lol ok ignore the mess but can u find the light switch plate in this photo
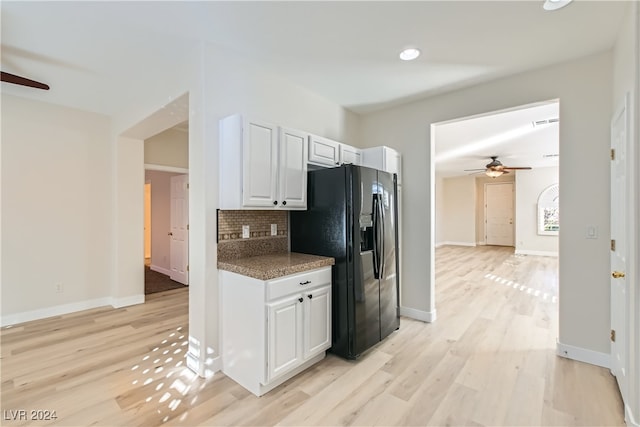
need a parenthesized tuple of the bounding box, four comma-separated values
(586, 226, 598, 239)
(242, 225, 250, 239)
(271, 224, 277, 236)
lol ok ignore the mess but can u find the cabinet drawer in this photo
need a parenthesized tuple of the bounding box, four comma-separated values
(267, 267, 331, 301)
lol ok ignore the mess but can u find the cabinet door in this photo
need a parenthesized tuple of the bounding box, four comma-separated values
(303, 285, 331, 359)
(267, 294, 303, 382)
(362, 146, 402, 185)
(340, 144, 362, 165)
(279, 127, 308, 209)
(243, 120, 278, 207)
(308, 135, 340, 167)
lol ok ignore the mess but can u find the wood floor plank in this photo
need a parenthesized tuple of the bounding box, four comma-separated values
(275, 350, 392, 426)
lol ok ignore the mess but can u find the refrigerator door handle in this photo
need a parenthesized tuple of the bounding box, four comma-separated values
(372, 195, 380, 279)
(379, 195, 385, 279)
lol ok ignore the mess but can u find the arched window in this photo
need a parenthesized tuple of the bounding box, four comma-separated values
(538, 183, 559, 235)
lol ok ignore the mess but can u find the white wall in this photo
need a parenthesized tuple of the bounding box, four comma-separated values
(515, 167, 559, 256)
(359, 52, 613, 358)
(144, 128, 188, 169)
(1, 95, 113, 324)
(612, 2, 639, 425)
(439, 175, 475, 246)
(145, 170, 183, 273)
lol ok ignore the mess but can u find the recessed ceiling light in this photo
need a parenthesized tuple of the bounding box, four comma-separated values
(399, 48, 420, 61)
(543, 0, 573, 11)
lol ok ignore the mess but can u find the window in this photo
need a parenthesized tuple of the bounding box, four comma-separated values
(538, 184, 559, 235)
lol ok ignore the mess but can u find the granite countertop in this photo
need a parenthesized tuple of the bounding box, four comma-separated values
(217, 252, 335, 281)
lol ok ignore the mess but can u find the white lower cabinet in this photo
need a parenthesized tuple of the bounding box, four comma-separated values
(302, 285, 331, 358)
(221, 267, 332, 396)
(267, 294, 302, 381)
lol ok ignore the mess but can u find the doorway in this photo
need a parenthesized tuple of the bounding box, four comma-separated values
(432, 99, 560, 343)
(143, 121, 189, 294)
(144, 182, 152, 266)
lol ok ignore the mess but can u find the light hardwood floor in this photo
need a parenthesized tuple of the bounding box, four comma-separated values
(1, 246, 625, 426)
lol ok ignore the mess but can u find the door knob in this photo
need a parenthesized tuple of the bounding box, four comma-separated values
(168, 232, 173, 236)
(612, 271, 625, 279)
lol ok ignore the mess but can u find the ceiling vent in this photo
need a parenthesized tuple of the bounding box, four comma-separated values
(543, 153, 560, 158)
(532, 117, 559, 127)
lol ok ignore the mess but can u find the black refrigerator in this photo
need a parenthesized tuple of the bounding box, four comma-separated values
(290, 164, 400, 359)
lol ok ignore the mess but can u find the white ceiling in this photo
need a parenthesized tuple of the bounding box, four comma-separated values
(434, 100, 560, 177)
(0, 1, 626, 172)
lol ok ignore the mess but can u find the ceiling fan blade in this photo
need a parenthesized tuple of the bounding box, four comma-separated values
(503, 166, 532, 170)
(464, 168, 486, 172)
(1, 71, 49, 90)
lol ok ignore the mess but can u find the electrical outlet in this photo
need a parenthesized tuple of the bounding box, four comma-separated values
(271, 224, 277, 236)
(242, 225, 250, 239)
(55, 283, 64, 293)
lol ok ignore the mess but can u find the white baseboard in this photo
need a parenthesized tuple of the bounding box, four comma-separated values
(515, 249, 559, 257)
(186, 351, 202, 376)
(206, 356, 222, 377)
(436, 241, 476, 247)
(1, 297, 112, 327)
(435, 242, 445, 248)
(1, 294, 146, 327)
(150, 264, 171, 276)
(627, 404, 639, 427)
(556, 340, 610, 369)
(112, 294, 145, 308)
(400, 306, 437, 323)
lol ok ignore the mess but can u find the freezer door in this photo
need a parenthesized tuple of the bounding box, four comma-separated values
(377, 170, 400, 340)
(352, 166, 382, 356)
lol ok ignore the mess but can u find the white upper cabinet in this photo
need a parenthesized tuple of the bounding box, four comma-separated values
(308, 134, 362, 167)
(308, 134, 341, 167)
(361, 146, 402, 185)
(278, 127, 308, 209)
(339, 144, 362, 166)
(219, 114, 307, 210)
(242, 120, 279, 207)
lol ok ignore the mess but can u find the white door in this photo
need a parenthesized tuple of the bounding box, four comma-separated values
(169, 174, 189, 285)
(144, 183, 151, 260)
(267, 295, 303, 382)
(303, 285, 331, 359)
(243, 120, 278, 207)
(610, 94, 628, 402)
(485, 182, 514, 246)
(278, 127, 308, 208)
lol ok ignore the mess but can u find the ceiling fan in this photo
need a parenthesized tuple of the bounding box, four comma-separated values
(465, 156, 532, 178)
(1, 71, 49, 90)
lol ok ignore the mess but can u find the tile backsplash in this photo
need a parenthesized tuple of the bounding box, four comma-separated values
(217, 210, 288, 261)
(218, 210, 287, 241)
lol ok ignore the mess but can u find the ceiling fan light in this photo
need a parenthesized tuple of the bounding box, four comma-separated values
(543, 0, 572, 11)
(486, 169, 504, 178)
